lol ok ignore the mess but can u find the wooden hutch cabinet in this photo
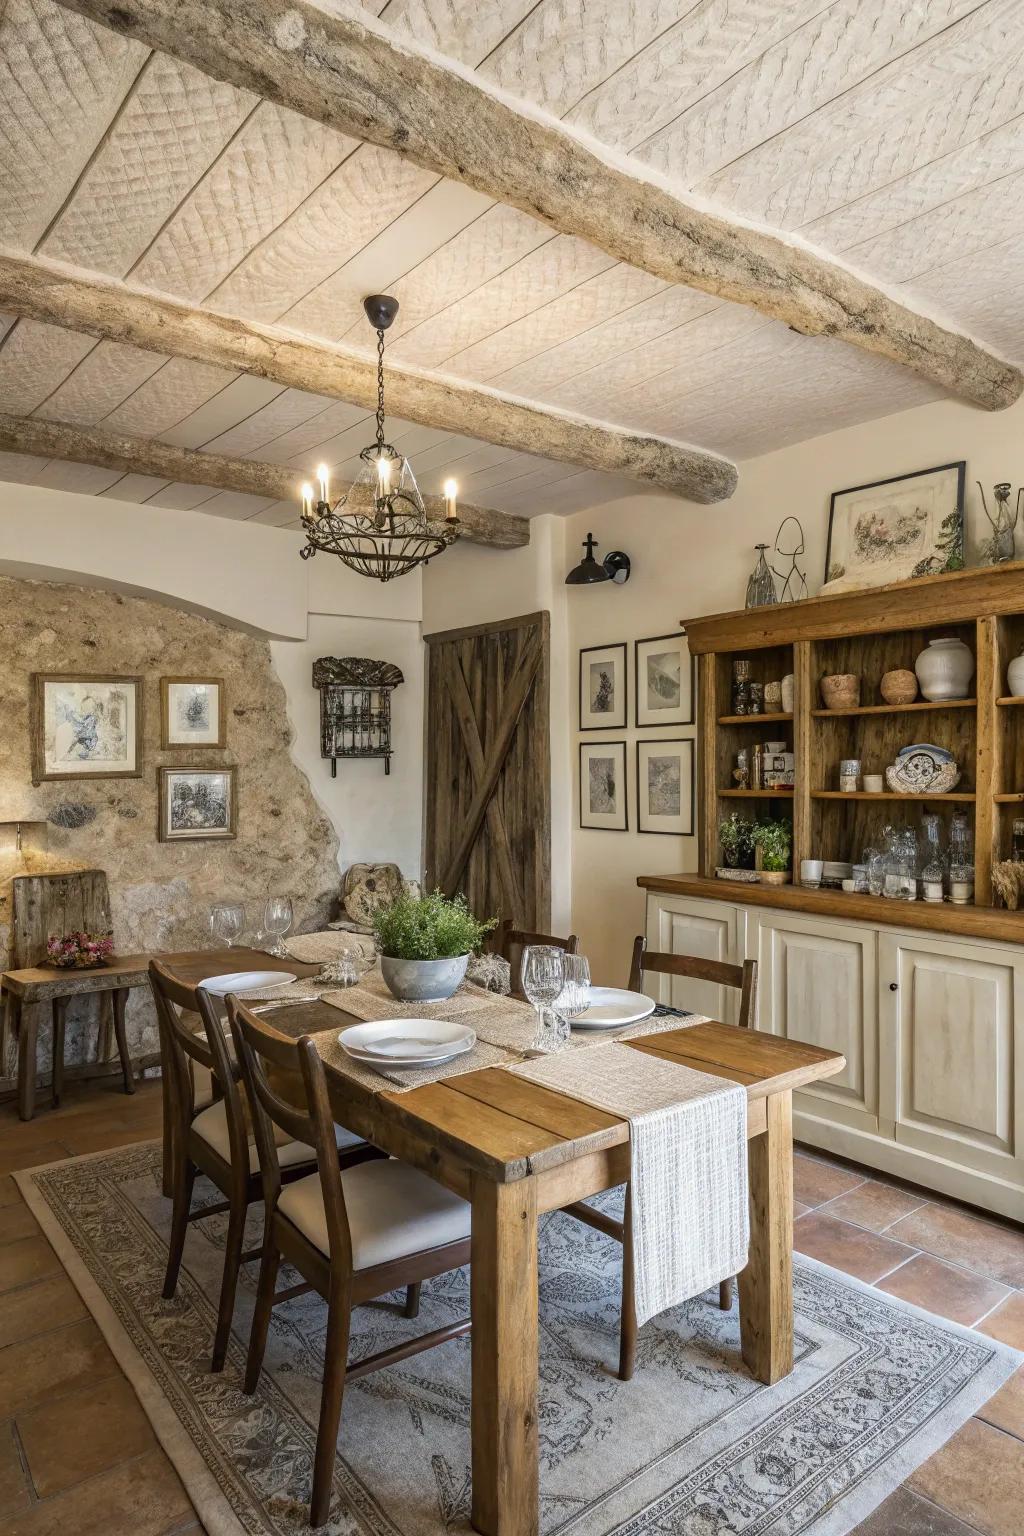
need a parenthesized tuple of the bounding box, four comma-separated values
(639, 563, 1024, 1220)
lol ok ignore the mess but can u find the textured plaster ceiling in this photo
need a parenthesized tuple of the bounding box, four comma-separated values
(1, 0, 1023, 526)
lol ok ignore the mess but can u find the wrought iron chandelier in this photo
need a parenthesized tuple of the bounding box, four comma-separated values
(299, 295, 459, 583)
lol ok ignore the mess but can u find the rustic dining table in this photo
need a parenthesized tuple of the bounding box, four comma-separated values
(161, 947, 846, 1536)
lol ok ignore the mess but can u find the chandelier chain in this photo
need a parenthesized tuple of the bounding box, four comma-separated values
(375, 327, 386, 455)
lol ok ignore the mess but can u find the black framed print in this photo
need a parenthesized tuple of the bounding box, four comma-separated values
(636, 739, 694, 835)
(634, 631, 694, 728)
(579, 740, 628, 831)
(824, 461, 965, 590)
(579, 642, 627, 730)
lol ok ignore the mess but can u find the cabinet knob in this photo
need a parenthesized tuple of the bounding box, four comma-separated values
(889, 982, 898, 992)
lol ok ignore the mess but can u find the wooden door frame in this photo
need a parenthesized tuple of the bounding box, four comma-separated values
(423, 611, 551, 931)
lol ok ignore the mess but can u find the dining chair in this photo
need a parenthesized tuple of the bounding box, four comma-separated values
(229, 997, 472, 1529)
(494, 918, 579, 995)
(149, 960, 376, 1373)
(561, 936, 758, 1381)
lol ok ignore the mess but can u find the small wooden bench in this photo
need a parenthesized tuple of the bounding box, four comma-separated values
(2, 954, 151, 1120)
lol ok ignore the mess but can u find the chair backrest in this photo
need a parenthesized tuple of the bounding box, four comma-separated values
(628, 937, 757, 1028)
(495, 918, 579, 993)
(228, 998, 353, 1273)
(149, 959, 249, 1171)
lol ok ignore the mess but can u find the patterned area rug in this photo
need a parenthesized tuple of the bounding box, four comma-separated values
(16, 1144, 1020, 1536)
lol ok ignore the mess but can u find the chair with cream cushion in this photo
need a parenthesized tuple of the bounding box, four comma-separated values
(149, 960, 378, 1375)
(229, 997, 472, 1530)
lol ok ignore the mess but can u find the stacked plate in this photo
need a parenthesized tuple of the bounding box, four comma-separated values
(338, 1019, 476, 1070)
(570, 987, 655, 1030)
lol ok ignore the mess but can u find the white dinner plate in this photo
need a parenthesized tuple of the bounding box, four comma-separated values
(571, 987, 656, 1029)
(199, 970, 298, 998)
(338, 1019, 476, 1067)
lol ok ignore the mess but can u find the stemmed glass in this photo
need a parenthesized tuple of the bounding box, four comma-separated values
(210, 902, 245, 949)
(521, 945, 566, 1052)
(555, 954, 591, 1029)
(264, 895, 294, 958)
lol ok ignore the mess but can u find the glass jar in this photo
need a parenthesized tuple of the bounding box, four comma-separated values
(948, 812, 974, 905)
(1012, 817, 1024, 863)
(882, 826, 902, 900)
(898, 827, 919, 901)
(920, 812, 945, 902)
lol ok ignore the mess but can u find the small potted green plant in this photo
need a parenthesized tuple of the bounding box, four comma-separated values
(719, 811, 756, 869)
(753, 817, 793, 885)
(373, 889, 496, 1001)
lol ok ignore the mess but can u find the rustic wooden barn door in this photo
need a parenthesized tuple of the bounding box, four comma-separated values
(424, 611, 550, 932)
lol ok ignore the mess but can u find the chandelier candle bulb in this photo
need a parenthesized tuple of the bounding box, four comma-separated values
(443, 478, 458, 522)
(377, 456, 391, 497)
(317, 464, 329, 504)
(301, 482, 314, 521)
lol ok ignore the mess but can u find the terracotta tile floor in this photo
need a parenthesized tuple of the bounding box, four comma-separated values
(0, 1085, 1020, 1535)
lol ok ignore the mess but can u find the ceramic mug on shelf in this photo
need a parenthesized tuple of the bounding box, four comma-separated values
(863, 773, 884, 794)
(839, 757, 861, 793)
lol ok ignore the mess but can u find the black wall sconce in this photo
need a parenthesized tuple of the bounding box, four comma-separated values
(565, 532, 631, 586)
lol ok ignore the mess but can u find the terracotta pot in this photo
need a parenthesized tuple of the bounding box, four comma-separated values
(880, 669, 918, 705)
(820, 673, 860, 709)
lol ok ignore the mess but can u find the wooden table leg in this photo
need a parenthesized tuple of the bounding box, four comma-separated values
(15, 998, 36, 1122)
(51, 996, 69, 1108)
(111, 987, 135, 1095)
(470, 1175, 539, 1536)
(738, 1089, 794, 1385)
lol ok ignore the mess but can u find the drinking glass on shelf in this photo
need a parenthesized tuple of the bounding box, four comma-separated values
(264, 895, 294, 957)
(521, 945, 566, 1052)
(555, 954, 591, 1030)
(210, 902, 245, 948)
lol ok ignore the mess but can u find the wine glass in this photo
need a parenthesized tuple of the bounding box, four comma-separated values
(555, 954, 591, 1029)
(264, 895, 294, 958)
(210, 902, 245, 949)
(521, 945, 566, 1052)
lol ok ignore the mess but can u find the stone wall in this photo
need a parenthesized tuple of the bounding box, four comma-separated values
(0, 575, 341, 1086)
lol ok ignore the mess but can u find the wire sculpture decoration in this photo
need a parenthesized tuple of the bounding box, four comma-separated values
(771, 516, 809, 604)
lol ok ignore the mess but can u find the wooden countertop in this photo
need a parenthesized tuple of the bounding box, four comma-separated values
(636, 873, 1024, 946)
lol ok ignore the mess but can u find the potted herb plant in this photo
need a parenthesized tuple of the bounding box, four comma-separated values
(719, 811, 756, 869)
(373, 889, 496, 1001)
(753, 817, 793, 885)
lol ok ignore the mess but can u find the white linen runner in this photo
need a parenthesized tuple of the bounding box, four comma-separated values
(510, 1043, 749, 1327)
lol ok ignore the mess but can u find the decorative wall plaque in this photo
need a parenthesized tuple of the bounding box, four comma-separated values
(312, 657, 404, 776)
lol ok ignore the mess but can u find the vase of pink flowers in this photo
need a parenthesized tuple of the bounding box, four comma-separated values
(45, 931, 115, 969)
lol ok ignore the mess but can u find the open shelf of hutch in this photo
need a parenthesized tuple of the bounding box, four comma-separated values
(685, 561, 1024, 926)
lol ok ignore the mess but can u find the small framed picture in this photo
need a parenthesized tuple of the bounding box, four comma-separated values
(579, 740, 628, 831)
(636, 739, 694, 836)
(579, 642, 627, 730)
(824, 462, 965, 590)
(634, 632, 693, 728)
(31, 674, 142, 782)
(161, 676, 225, 749)
(158, 766, 237, 841)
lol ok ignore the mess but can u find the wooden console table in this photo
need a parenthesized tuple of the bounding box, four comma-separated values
(2, 955, 150, 1120)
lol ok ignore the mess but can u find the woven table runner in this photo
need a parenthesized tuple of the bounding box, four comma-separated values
(510, 1044, 748, 1326)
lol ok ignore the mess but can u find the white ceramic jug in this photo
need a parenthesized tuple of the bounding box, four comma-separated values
(914, 637, 975, 701)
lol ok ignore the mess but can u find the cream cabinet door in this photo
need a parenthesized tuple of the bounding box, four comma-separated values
(644, 893, 743, 1022)
(751, 909, 879, 1134)
(879, 932, 1023, 1197)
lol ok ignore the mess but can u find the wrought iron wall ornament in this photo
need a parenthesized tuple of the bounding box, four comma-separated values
(298, 296, 459, 582)
(771, 516, 809, 603)
(312, 657, 404, 776)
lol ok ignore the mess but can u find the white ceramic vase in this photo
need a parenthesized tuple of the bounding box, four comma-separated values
(1007, 648, 1024, 699)
(914, 637, 975, 701)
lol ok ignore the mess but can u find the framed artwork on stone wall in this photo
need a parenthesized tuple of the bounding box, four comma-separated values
(579, 642, 627, 730)
(31, 673, 143, 783)
(161, 676, 226, 749)
(579, 740, 628, 831)
(634, 632, 694, 727)
(158, 766, 237, 841)
(636, 739, 694, 835)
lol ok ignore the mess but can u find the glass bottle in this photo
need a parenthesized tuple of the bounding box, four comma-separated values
(745, 545, 778, 608)
(864, 845, 885, 897)
(882, 826, 902, 900)
(920, 813, 945, 903)
(1012, 816, 1024, 863)
(948, 812, 974, 905)
(898, 826, 918, 901)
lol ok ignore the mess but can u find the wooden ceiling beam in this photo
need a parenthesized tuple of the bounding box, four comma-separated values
(49, 0, 1022, 412)
(0, 250, 737, 505)
(0, 412, 531, 549)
